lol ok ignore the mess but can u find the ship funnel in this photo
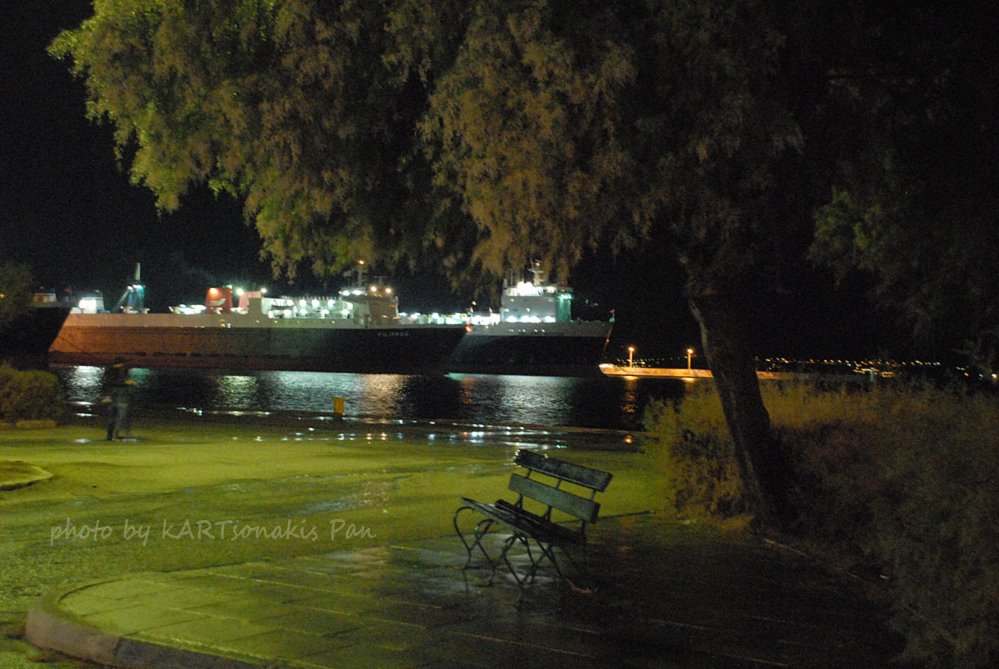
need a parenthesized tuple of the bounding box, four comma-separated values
(206, 286, 233, 313)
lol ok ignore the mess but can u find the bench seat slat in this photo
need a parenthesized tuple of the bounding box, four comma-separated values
(459, 497, 586, 546)
(493, 499, 585, 544)
(508, 474, 600, 524)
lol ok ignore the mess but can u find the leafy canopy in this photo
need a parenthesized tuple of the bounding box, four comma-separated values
(52, 0, 804, 290)
(809, 0, 999, 370)
(51, 0, 440, 278)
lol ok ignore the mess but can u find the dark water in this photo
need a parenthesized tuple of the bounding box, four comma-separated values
(55, 366, 688, 430)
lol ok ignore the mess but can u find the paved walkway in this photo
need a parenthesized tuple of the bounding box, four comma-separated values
(25, 514, 906, 668)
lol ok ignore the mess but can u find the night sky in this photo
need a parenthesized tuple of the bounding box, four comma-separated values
(1, 4, 270, 303)
(1, 2, 899, 364)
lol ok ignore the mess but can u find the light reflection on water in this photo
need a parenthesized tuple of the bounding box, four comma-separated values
(56, 367, 686, 430)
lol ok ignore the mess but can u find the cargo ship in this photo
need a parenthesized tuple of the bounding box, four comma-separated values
(48, 265, 467, 374)
(446, 265, 613, 376)
(48, 263, 613, 376)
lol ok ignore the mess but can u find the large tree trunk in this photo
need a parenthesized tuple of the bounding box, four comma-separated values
(688, 292, 795, 531)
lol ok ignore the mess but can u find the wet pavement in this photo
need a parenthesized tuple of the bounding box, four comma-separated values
(26, 513, 905, 668)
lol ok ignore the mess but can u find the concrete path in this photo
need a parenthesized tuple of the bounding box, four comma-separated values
(25, 514, 906, 668)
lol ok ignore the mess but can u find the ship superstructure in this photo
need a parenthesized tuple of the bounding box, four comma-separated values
(448, 264, 613, 376)
(48, 264, 467, 374)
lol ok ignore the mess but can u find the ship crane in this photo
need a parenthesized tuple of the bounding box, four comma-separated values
(113, 263, 145, 313)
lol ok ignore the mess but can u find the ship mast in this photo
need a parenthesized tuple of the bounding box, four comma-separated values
(528, 260, 545, 286)
(114, 262, 145, 313)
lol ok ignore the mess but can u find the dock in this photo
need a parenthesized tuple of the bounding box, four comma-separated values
(598, 364, 796, 380)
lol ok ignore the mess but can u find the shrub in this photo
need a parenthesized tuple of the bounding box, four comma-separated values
(645, 380, 999, 668)
(865, 391, 999, 668)
(644, 382, 745, 518)
(0, 365, 18, 416)
(0, 366, 63, 422)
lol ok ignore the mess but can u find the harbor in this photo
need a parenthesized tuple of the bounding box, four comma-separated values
(600, 364, 801, 381)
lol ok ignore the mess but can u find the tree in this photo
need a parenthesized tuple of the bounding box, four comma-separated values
(53, 0, 840, 528)
(0, 261, 33, 332)
(419, 0, 804, 526)
(809, 0, 999, 375)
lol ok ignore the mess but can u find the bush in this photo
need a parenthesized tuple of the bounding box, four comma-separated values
(645, 381, 999, 668)
(0, 365, 14, 395)
(865, 391, 999, 668)
(644, 383, 745, 518)
(0, 366, 63, 422)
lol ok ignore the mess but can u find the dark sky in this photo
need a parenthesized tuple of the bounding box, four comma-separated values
(0, 2, 900, 363)
(1, 3, 271, 305)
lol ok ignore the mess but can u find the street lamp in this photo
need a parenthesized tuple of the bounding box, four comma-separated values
(628, 346, 635, 367)
(686, 347, 694, 371)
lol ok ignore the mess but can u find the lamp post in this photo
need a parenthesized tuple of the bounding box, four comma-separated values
(628, 346, 635, 368)
(686, 347, 694, 372)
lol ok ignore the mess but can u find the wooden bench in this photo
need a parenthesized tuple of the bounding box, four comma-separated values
(453, 449, 612, 592)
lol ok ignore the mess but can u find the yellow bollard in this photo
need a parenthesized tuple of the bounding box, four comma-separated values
(332, 396, 345, 418)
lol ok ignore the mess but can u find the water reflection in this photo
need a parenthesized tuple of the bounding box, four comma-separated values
(620, 377, 640, 420)
(61, 365, 107, 400)
(55, 367, 686, 430)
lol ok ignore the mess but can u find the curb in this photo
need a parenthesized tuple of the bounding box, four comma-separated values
(0, 460, 53, 491)
(25, 580, 264, 669)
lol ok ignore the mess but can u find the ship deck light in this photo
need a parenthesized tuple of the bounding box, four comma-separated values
(78, 297, 100, 312)
(511, 281, 544, 296)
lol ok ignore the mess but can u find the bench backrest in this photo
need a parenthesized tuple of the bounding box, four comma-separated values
(509, 450, 612, 527)
(515, 450, 613, 491)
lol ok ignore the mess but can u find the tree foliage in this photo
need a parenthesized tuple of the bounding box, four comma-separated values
(809, 0, 999, 373)
(0, 262, 33, 331)
(52, 0, 817, 525)
(54, 0, 997, 526)
(51, 0, 450, 278)
(52, 0, 808, 288)
(419, 0, 635, 280)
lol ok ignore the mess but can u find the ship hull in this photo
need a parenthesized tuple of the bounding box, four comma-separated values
(48, 313, 467, 374)
(0, 305, 71, 366)
(448, 321, 612, 377)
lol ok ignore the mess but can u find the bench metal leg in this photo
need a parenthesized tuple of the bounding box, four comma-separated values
(495, 532, 541, 592)
(455, 505, 594, 595)
(538, 540, 596, 593)
(520, 538, 595, 593)
(453, 506, 497, 570)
